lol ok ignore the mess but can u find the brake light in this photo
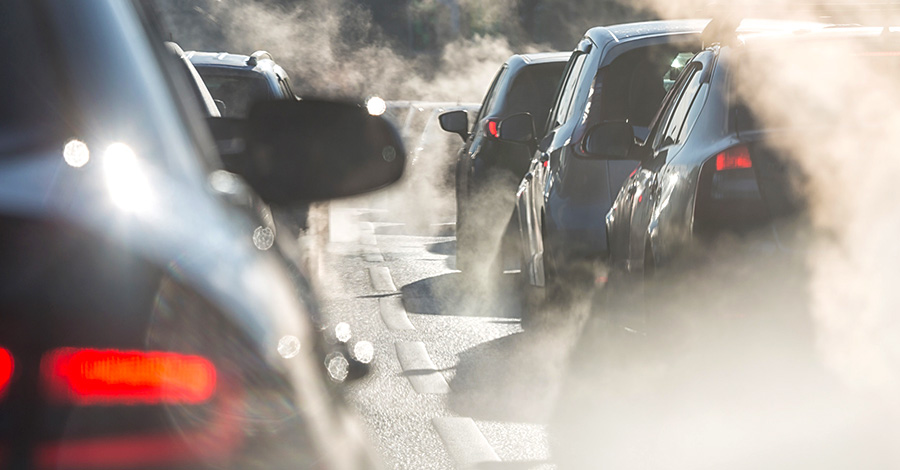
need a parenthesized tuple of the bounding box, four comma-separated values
(715, 145, 752, 171)
(0, 348, 12, 396)
(486, 119, 500, 138)
(42, 348, 216, 405)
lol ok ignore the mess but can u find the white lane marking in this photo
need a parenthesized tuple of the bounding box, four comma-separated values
(378, 297, 415, 330)
(432, 417, 501, 469)
(368, 266, 397, 292)
(394, 342, 450, 394)
(362, 245, 385, 262)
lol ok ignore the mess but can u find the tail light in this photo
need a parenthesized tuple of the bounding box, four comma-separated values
(484, 118, 500, 138)
(0, 347, 12, 396)
(715, 145, 752, 171)
(694, 144, 768, 235)
(42, 348, 216, 406)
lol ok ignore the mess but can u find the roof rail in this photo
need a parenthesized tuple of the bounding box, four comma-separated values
(246, 50, 274, 66)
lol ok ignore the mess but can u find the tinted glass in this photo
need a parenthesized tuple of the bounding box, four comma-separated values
(501, 63, 567, 135)
(474, 66, 506, 128)
(597, 45, 699, 128)
(0, 1, 68, 154)
(554, 53, 587, 126)
(662, 66, 703, 145)
(197, 71, 271, 118)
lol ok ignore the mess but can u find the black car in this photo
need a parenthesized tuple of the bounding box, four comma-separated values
(187, 50, 298, 118)
(438, 52, 569, 274)
(0, 1, 403, 468)
(497, 20, 705, 294)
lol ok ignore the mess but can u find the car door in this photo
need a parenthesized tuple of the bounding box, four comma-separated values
(626, 57, 708, 274)
(517, 46, 587, 284)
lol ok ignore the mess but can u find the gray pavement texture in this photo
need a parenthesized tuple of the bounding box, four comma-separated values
(315, 201, 571, 470)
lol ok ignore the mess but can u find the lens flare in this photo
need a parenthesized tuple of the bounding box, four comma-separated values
(103, 143, 153, 213)
(63, 139, 90, 168)
(366, 96, 387, 116)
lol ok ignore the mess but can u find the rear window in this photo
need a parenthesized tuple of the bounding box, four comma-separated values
(195, 71, 271, 118)
(0, 1, 69, 154)
(500, 63, 567, 135)
(597, 44, 700, 129)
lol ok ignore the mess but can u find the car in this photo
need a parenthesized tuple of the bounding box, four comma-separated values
(0, 1, 404, 468)
(438, 52, 569, 275)
(496, 21, 705, 299)
(187, 50, 298, 118)
(554, 18, 900, 468)
(600, 19, 875, 309)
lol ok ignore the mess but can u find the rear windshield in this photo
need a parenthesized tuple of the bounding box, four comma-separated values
(195, 70, 271, 118)
(597, 44, 700, 129)
(500, 63, 566, 135)
(0, 2, 69, 154)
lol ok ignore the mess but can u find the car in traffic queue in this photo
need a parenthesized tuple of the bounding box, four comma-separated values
(495, 21, 705, 300)
(438, 52, 569, 275)
(0, 1, 404, 469)
(187, 50, 299, 117)
(600, 20, 888, 309)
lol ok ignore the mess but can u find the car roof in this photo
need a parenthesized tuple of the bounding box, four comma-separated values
(518, 51, 572, 64)
(185, 50, 279, 73)
(587, 19, 710, 45)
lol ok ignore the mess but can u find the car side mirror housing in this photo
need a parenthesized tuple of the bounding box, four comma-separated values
(583, 121, 636, 160)
(208, 100, 405, 205)
(497, 112, 535, 144)
(439, 110, 469, 141)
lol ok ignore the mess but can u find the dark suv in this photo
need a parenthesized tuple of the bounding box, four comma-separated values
(498, 21, 705, 293)
(187, 50, 298, 118)
(439, 52, 569, 274)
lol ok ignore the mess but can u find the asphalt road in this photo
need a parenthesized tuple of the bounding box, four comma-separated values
(313, 193, 589, 470)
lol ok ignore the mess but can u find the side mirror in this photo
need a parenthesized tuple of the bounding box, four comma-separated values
(497, 112, 535, 144)
(439, 110, 469, 141)
(583, 121, 636, 160)
(210, 100, 405, 205)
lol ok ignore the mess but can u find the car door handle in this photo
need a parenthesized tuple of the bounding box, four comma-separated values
(524, 172, 534, 182)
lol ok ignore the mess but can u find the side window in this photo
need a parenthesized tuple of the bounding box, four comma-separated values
(553, 53, 587, 126)
(651, 63, 700, 149)
(662, 66, 703, 145)
(474, 66, 506, 128)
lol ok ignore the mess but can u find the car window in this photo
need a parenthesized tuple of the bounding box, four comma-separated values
(474, 66, 506, 129)
(197, 71, 271, 118)
(0, 1, 68, 154)
(649, 62, 697, 150)
(553, 52, 587, 127)
(502, 62, 567, 136)
(596, 44, 699, 129)
(662, 65, 703, 145)
(651, 63, 701, 149)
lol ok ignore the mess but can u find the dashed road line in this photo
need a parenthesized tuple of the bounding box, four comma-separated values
(432, 417, 501, 469)
(378, 297, 415, 330)
(368, 266, 397, 292)
(394, 341, 450, 394)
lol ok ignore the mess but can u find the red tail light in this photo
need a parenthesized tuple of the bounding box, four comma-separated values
(42, 348, 216, 405)
(485, 119, 500, 138)
(0, 348, 12, 396)
(715, 145, 752, 171)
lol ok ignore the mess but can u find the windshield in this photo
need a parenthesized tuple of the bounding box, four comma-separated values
(195, 71, 271, 117)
